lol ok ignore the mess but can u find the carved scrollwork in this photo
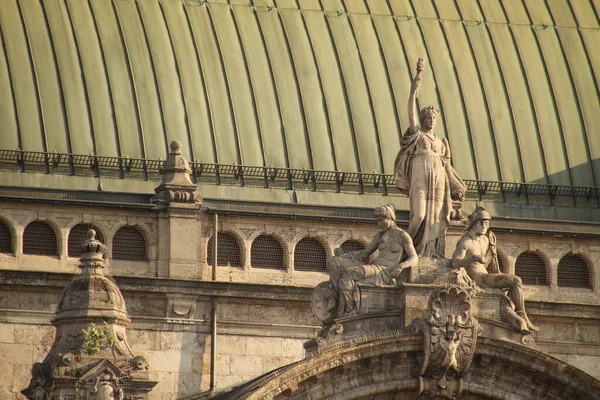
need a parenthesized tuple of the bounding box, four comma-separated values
(315, 322, 344, 348)
(413, 285, 480, 399)
(132, 356, 149, 371)
(311, 281, 337, 323)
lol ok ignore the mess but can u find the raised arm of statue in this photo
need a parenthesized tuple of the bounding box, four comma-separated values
(408, 58, 424, 135)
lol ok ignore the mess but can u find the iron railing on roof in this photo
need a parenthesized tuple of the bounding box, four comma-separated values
(1, 149, 599, 201)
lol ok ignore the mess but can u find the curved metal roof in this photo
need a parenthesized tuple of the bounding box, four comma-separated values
(0, 0, 598, 188)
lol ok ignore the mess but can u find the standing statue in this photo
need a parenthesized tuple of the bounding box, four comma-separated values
(328, 205, 418, 317)
(394, 58, 465, 257)
(452, 207, 538, 333)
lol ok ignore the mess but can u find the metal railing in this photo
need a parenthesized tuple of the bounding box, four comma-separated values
(1, 149, 598, 201)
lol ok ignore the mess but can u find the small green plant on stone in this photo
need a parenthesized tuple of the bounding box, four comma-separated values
(228, 262, 234, 282)
(103, 321, 115, 347)
(82, 322, 117, 355)
(82, 323, 102, 355)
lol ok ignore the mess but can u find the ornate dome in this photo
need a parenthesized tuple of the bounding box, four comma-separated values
(0, 0, 597, 187)
(53, 230, 130, 325)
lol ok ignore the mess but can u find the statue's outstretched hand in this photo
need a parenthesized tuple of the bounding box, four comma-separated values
(411, 58, 425, 94)
(416, 57, 425, 72)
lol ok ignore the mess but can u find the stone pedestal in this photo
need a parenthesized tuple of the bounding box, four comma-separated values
(152, 140, 203, 280)
(157, 204, 202, 280)
(306, 257, 537, 356)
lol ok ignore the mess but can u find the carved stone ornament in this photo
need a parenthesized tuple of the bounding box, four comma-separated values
(326, 205, 418, 317)
(394, 57, 465, 257)
(22, 230, 157, 399)
(433, 268, 484, 298)
(311, 281, 337, 323)
(411, 285, 480, 399)
(152, 140, 201, 210)
(314, 322, 344, 349)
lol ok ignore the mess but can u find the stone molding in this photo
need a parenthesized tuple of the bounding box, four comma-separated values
(222, 333, 600, 400)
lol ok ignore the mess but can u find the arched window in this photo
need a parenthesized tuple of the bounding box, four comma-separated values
(251, 234, 285, 270)
(0, 219, 13, 253)
(68, 224, 105, 258)
(112, 226, 148, 261)
(207, 232, 243, 268)
(558, 253, 592, 289)
(339, 240, 365, 254)
(294, 237, 327, 272)
(23, 221, 58, 256)
(515, 251, 548, 286)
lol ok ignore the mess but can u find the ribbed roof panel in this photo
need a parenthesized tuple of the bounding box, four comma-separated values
(0, 0, 598, 187)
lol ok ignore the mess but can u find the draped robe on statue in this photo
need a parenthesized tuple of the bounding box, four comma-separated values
(394, 130, 464, 257)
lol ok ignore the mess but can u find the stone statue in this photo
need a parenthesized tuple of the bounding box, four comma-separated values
(452, 207, 538, 333)
(394, 57, 465, 257)
(328, 205, 418, 317)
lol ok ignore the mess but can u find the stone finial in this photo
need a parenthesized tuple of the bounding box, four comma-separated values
(79, 229, 107, 264)
(152, 140, 201, 210)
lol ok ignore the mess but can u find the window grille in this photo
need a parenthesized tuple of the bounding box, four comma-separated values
(515, 251, 548, 286)
(558, 253, 592, 289)
(339, 239, 366, 254)
(23, 221, 58, 256)
(112, 226, 148, 261)
(207, 232, 243, 268)
(294, 237, 328, 272)
(0, 219, 13, 253)
(251, 234, 285, 270)
(68, 224, 105, 257)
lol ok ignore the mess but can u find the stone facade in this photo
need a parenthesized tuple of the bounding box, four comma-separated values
(1, 197, 600, 398)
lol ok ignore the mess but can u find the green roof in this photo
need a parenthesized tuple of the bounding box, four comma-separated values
(0, 0, 598, 188)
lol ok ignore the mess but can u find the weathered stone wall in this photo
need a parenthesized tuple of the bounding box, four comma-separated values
(0, 268, 318, 399)
(0, 320, 307, 400)
(0, 323, 54, 399)
(2, 200, 600, 398)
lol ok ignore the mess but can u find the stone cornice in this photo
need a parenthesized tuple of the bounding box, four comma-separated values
(1, 270, 599, 318)
(0, 270, 313, 301)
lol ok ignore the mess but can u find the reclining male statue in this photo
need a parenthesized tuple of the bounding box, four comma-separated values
(328, 205, 418, 317)
(452, 207, 538, 333)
